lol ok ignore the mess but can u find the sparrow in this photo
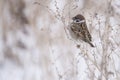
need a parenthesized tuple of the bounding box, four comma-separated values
(69, 14, 94, 47)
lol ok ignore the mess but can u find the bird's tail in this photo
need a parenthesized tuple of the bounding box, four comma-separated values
(88, 42, 95, 47)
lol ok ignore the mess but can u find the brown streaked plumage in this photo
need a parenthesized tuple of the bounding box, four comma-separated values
(69, 14, 94, 47)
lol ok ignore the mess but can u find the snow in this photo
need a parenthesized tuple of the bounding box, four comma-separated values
(0, 0, 120, 80)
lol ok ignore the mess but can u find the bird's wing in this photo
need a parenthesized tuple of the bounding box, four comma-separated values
(82, 23, 92, 41)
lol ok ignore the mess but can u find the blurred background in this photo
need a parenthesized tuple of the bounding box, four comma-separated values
(0, 0, 120, 80)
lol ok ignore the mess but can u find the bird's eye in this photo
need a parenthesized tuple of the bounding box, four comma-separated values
(74, 19, 80, 23)
(76, 19, 80, 22)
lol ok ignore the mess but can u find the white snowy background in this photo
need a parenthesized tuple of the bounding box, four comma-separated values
(0, 0, 120, 80)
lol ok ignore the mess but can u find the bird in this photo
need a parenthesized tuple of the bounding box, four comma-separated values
(69, 14, 94, 47)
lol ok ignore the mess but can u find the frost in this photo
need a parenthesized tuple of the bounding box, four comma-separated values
(0, 0, 120, 80)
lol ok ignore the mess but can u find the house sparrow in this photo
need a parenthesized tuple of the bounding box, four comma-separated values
(69, 14, 94, 47)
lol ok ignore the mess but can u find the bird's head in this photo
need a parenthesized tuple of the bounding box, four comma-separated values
(72, 14, 85, 23)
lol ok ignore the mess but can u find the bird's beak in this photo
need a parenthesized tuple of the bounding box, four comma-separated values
(72, 17, 76, 20)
